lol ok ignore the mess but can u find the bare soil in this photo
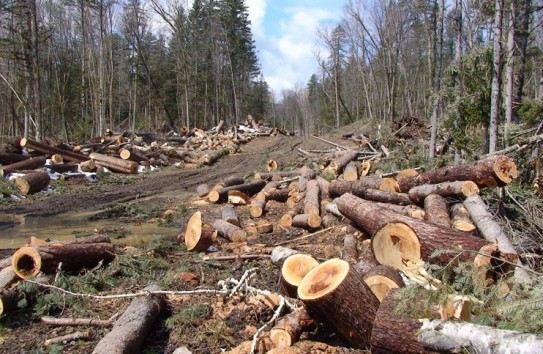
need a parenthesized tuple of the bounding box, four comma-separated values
(0, 136, 365, 354)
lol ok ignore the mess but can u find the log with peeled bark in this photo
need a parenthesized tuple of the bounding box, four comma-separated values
(90, 152, 138, 174)
(20, 138, 90, 163)
(11, 242, 116, 279)
(336, 193, 500, 270)
(408, 180, 480, 205)
(292, 214, 321, 230)
(255, 171, 299, 181)
(363, 188, 412, 206)
(398, 155, 518, 192)
(463, 195, 531, 284)
(342, 233, 358, 264)
(424, 194, 451, 228)
(212, 219, 246, 242)
(324, 149, 358, 177)
(303, 180, 320, 216)
(183, 211, 216, 251)
(14, 171, 51, 195)
(297, 258, 379, 348)
(0, 156, 46, 176)
(281, 254, 319, 297)
(92, 284, 165, 354)
(0, 152, 29, 165)
(342, 161, 358, 181)
(362, 265, 404, 302)
(208, 180, 266, 203)
(250, 199, 266, 218)
(269, 308, 316, 348)
(221, 205, 240, 227)
(450, 203, 476, 232)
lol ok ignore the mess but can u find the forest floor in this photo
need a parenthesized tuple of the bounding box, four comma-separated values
(0, 134, 367, 353)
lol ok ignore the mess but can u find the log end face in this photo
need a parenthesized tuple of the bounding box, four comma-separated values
(269, 329, 292, 347)
(372, 223, 421, 270)
(185, 211, 203, 251)
(208, 191, 220, 203)
(297, 258, 350, 300)
(12, 246, 42, 279)
(494, 155, 518, 184)
(282, 254, 319, 288)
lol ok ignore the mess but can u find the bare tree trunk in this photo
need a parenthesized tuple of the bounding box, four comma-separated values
(429, 0, 444, 159)
(489, 0, 504, 153)
(504, 0, 516, 142)
(454, 0, 463, 164)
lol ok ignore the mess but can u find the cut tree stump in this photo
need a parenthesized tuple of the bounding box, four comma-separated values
(292, 214, 322, 230)
(20, 138, 90, 163)
(424, 194, 451, 228)
(408, 180, 480, 205)
(11, 242, 116, 279)
(269, 308, 316, 348)
(298, 258, 379, 348)
(303, 180, 320, 216)
(208, 180, 266, 203)
(221, 205, 240, 227)
(362, 264, 404, 302)
(398, 155, 518, 192)
(0, 156, 47, 176)
(281, 254, 319, 298)
(335, 193, 499, 269)
(14, 171, 51, 195)
(92, 284, 165, 354)
(212, 219, 247, 242)
(184, 211, 216, 251)
(450, 203, 476, 232)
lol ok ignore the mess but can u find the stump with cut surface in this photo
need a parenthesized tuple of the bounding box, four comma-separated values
(298, 258, 379, 349)
(281, 254, 319, 298)
(408, 180, 480, 205)
(92, 284, 165, 354)
(14, 171, 51, 195)
(184, 211, 216, 251)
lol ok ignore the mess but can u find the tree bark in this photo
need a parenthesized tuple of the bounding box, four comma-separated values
(342, 233, 358, 264)
(0, 152, 29, 165)
(212, 219, 246, 242)
(0, 266, 18, 290)
(363, 189, 412, 206)
(208, 180, 266, 203)
(92, 284, 165, 354)
(222, 175, 246, 187)
(14, 171, 50, 195)
(408, 180, 479, 205)
(196, 184, 210, 198)
(90, 152, 138, 174)
(324, 149, 358, 177)
(450, 203, 476, 232)
(330, 178, 399, 198)
(0, 156, 46, 176)
(255, 171, 298, 181)
(424, 194, 451, 228)
(20, 138, 89, 163)
(298, 258, 379, 348)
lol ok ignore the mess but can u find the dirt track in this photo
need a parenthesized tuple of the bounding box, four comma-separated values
(0, 136, 303, 216)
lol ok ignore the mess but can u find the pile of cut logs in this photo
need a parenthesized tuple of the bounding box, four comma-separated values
(0, 120, 279, 195)
(187, 145, 542, 352)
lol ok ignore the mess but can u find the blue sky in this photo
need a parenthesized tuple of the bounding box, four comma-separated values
(246, 0, 345, 94)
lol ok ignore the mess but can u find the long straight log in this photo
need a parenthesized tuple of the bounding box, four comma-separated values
(336, 193, 498, 269)
(303, 180, 320, 216)
(0, 152, 29, 165)
(212, 219, 246, 242)
(424, 194, 451, 228)
(90, 153, 138, 174)
(0, 156, 46, 176)
(325, 149, 358, 177)
(329, 178, 399, 198)
(398, 155, 518, 192)
(363, 188, 412, 206)
(297, 166, 317, 193)
(208, 180, 266, 203)
(20, 138, 89, 163)
(255, 171, 298, 181)
(408, 180, 480, 205)
(92, 284, 165, 354)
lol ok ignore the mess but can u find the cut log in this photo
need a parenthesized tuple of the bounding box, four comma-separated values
(362, 265, 404, 302)
(196, 183, 210, 198)
(330, 178, 399, 198)
(321, 213, 337, 228)
(250, 199, 266, 218)
(303, 180, 320, 216)
(92, 284, 165, 354)
(280, 203, 304, 228)
(342, 234, 358, 264)
(14, 171, 51, 195)
(336, 193, 499, 269)
(424, 194, 451, 228)
(199, 148, 229, 165)
(0, 266, 17, 289)
(395, 168, 419, 181)
(79, 160, 96, 172)
(221, 205, 240, 227)
(315, 176, 330, 199)
(363, 188, 412, 206)
(0, 152, 29, 165)
(372, 202, 425, 220)
(297, 258, 379, 348)
(464, 195, 531, 283)
(450, 203, 476, 232)
(292, 214, 321, 230)
(119, 148, 149, 162)
(212, 219, 247, 242)
(0, 156, 46, 176)
(324, 149, 358, 177)
(297, 166, 317, 193)
(90, 152, 138, 174)
(281, 254, 319, 297)
(11, 243, 116, 279)
(50, 154, 63, 164)
(343, 161, 358, 181)
(361, 160, 371, 176)
(47, 162, 79, 174)
(398, 155, 518, 192)
(228, 190, 250, 205)
(408, 180, 480, 205)
(269, 308, 316, 348)
(20, 138, 90, 163)
(263, 188, 290, 202)
(208, 180, 266, 203)
(183, 211, 216, 251)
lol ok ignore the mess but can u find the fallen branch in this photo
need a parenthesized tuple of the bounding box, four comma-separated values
(41, 316, 113, 327)
(311, 136, 349, 150)
(45, 330, 93, 346)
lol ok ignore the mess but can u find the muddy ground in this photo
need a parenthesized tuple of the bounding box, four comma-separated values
(0, 136, 366, 354)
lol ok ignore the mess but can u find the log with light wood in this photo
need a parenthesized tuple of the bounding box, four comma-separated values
(250, 199, 266, 218)
(395, 168, 419, 181)
(280, 203, 304, 228)
(92, 284, 165, 354)
(0, 266, 17, 289)
(291, 214, 321, 230)
(342, 161, 358, 181)
(0, 156, 46, 176)
(11, 241, 116, 279)
(183, 211, 216, 251)
(303, 180, 320, 216)
(408, 180, 480, 205)
(424, 194, 451, 228)
(336, 193, 500, 270)
(463, 195, 531, 284)
(119, 148, 149, 162)
(269, 308, 316, 348)
(255, 220, 273, 234)
(199, 148, 229, 166)
(329, 178, 399, 198)
(324, 149, 358, 177)
(362, 264, 404, 302)
(208, 180, 266, 203)
(14, 171, 51, 195)
(196, 183, 210, 198)
(280, 254, 319, 298)
(20, 138, 90, 163)
(297, 166, 317, 193)
(267, 159, 278, 171)
(221, 205, 240, 227)
(255, 171, 299, 181)
(297, 258, 379, 348)
(363, 188, 412, 206)
(79, 159, 96, 172)
(212, 219, 247, 242)
(90, 152, 138, 174)
(450, 203, 476, 232)
(315, 176, 330, 199)
(342, 233, 358, 264)
(398, 155, 518, 192)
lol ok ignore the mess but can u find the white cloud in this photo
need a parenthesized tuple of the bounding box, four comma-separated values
(247, 0, 267, 40)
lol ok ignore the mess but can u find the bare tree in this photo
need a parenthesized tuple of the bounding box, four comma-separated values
(429, 0, 444, 159)
(489, 0, 504, 153)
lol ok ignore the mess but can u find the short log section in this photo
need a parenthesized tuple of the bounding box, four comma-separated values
(280, 254, 319, 298)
